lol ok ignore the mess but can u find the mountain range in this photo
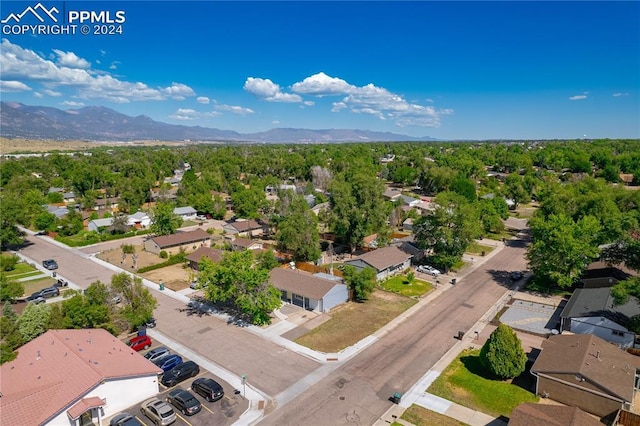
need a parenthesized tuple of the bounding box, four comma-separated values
(0, 102, 438, 143)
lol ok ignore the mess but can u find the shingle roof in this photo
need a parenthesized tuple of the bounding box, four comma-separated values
(173, 206, 197, 216)
(185, 247, 224, 264)
(232, 237, 259, 248)
(508, 403, 601, 426)
(150, 228, 210, 249)
(0, 329, 161, 426)
(347, 246, 412, 271)
(560, 287, 640, 321)
(227, 220, 262, 232)
(89, 218, 114, 227)
(269, 268, 343, 300)
(531, 334, 640, 402)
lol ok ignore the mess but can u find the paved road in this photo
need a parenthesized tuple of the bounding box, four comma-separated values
(259, 236, 530, 426)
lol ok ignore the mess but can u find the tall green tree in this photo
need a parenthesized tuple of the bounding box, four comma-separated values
(342, 265, 377, 301)
(503, 173, 530, 209)
(17, 303, 51, 342)
(0, 302, 22, 364)
(0, 273, 24, 303)
(527, 214, 602, 288)
(199, 251, 281, 325)
(150, 201, 182, 236)
(479, 324, 527, 380)
(275, 195, 321, 262)
(0, 193, 25, 249)
(110, 273, 157, 329)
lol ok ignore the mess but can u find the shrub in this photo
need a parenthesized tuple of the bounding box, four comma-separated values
(0, 254, 19, 271)
(479, 324, 527, 380)
(159, 250, 168, 259)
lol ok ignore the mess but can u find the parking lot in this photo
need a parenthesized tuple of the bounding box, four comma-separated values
(108, 340, 248, 426)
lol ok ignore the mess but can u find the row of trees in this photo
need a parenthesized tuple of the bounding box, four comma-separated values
(0, 272, 156, 364)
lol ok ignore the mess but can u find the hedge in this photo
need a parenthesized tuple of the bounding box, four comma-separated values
(137, 253, 186, 273)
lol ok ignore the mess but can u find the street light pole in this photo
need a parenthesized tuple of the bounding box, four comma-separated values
(241, 374, 247, 399)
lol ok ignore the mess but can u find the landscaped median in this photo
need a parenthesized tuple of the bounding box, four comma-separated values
(427, 349, 538, 418)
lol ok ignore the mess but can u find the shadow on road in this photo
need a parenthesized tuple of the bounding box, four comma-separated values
(178, 296, 251, 327)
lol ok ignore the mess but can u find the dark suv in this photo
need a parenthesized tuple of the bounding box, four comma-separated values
(166, 388, 201, 416)
(192, 377, 224, 402)
(40, 286, 60, 298)
(161, 361, 200, 387)
(42, 259, 58, 270)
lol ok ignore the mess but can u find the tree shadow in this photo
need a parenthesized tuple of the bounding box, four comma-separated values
(178, 296, 251, 327)
(460, 354, 494, 380)
(460, 354, 537, 393)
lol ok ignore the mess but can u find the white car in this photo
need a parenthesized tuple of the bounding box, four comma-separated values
(417, 265, 441, 276)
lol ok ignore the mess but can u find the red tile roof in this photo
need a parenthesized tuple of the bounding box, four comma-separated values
(67, 396, 105, 420)
(150, 228, 210, 249)
(0, 329, 161, 426)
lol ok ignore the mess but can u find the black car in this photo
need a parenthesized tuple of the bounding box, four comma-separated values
(192, 377, 224, 402)
(42, 259, 58, 270)
(26, 292, 46, 304)
(166, 388, 201, 416)
(161, 361, 200, 387)
(109, 412, 143, 426)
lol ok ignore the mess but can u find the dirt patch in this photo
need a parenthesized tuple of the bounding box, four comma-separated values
(1, 138, 189, 154)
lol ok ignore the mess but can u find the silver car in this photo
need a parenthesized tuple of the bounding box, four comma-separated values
(144, 346, 170, 363)
(140, 398, 176, 426)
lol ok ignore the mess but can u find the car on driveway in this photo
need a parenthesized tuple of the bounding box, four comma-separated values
(154, 354, 183, 372)
(26, 293, 46, 304)
(161, 360, 200, 387)
(127, 335, 152, 351)
(144, 347, 170, 363)
(166, 388, 201, 416)
(42, 259, 58, 270)
(192, 377, 224, 402)
(417, 265, 441, 276)
(40, 286, 60, 298)
(140, 398, 176, 426)
(109, 412, 143, 426)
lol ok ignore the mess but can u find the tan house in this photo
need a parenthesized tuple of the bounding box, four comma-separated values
(223, 219, 264, 237)
(508, 403, 601, 426)
(231, 237, 263, 251)
(185, 246, 224, 270)
(144, 228, 211, 255)
(343, 245, 412, 281)
(270, 268, 348, 312)
(531, 333, 640, 418)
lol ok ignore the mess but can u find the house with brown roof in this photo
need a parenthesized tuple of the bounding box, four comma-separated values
(530, 333, 640, 418)
(343, 245, 412, 281)
(223, 219, 264, 237)
(231, 237, 263, 251)
(185, 246, 224, 270)
(270, 268, 348, 312)
(0, 329, 162, 426)
(508, 403, 601, 426)
(144, 228, 211, 255)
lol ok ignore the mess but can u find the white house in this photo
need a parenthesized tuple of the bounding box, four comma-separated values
(0, 329, 162, 426)
(127, 211, 152, 228)
(173, 206, 197, 221)
(269, 268, 349, 312)
(87, 217, 114, 232)
(343, 246, 412, 282)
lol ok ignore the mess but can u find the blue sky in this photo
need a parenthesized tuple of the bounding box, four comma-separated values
(1, 1, 638, 140)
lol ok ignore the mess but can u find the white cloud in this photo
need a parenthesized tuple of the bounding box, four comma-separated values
(169, 108, 220, 121)
(291, 72, 355, 96)
(569, 92, 588, 101)
(52, 49, 91, 69)
(272, 120, 280, 125)
(34, 92, 43, 98)
(109, 61, 120, 70)
(0, 40, 196, 104)
(61, 100, 85, 107)
(0, 80, 31, 92)
(243, 77, 302, 102)
(44, 89, 62, 97)
(214, 103, 254, 115)
(303, 100, 315, 106)
(197, 96, 210, 104)
(613, 92, 629, 97)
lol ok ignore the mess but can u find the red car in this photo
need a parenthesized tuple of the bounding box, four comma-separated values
(128, 335, 152, 351)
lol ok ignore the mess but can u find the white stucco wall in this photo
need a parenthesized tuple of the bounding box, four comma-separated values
(322, 284, 349, 312)
(45, 375, 159, 426)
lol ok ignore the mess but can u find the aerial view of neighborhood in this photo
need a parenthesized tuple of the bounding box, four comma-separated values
(0, 1, 639, 426)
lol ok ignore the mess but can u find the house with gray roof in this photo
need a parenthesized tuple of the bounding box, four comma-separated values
(223, 219, 264, 237)
(173, 206, 197, 220)
(46, 204, 69, 218)
(530, 333, 640, 417)
(144, 228, 210, 255)
(560, 287, 639, 348)
(269, 268, 348, 312)
(87, 217, 115, 232)
(127, 211, 151, 228)
(343, 245, 412, 281)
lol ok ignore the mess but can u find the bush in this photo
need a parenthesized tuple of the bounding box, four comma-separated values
(137, 253, 185, 273)
(159, 250, 168, 259)
(479, 324, 527, 380)
(0, 254, 19, 271)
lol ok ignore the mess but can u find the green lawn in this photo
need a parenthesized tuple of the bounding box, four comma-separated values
(380, 275, 432, 298)
(4, 262, 38, 277)
(7, 271, 43, 279)
(428, 349, 538, 418)
(465, 243, 495, 256)
(401, 405, 467, 426)
(22, 277, 57, 296)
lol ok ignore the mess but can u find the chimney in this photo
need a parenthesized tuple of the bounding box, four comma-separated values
(36, 351, 41, 360)
(596, 350, 600, 359)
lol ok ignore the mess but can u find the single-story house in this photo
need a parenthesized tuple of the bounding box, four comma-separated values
(391, 237, 425, 262)
(223, 219, 264, 237)
(92, 197, 119, 211)
(343, 245, 412, 281)
(231, 237, 263, 251)
(87, 217, 114, 232)
(311, 202, 330, 216)
(0, 329, 162, 426)
(127, 211, 152, 228)
(508, 403, 601, 426)
(185, 246, 224, 270)
(560, 287, 639, 348)
(269, 268, 348, 312)
(63, 192, 76, 203)
(399, 195, 421, 207)
(144, 228, 211, 255)
(402, 218, 414, 232)
(580, 261, 634, 288)
(173, 206, 197, 221)
(530, 333, 640, 418)
(383, 187, 402, 201)
(46, 204, 69, 219)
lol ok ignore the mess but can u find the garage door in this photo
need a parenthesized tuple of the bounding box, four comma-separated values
(292, 293, 304, 307)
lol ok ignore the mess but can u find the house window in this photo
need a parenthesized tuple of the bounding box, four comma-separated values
(612, 330, 624, 337)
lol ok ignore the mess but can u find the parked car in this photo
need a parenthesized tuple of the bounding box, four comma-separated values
(145, 317, 157, 328)
(161, 361, 200, 387)
(42, 259, 58, 270)
(154, 354, 183, 372)
(127, 335, 152, 351)
(40, 286, 60, 298)
(192, 377, 224, 402)
(109, 412, 143, 426)
(144, 347, 170, 363)
(166, 388, 202, 416)
(26, 293, 45, 304)
(417, 265, 441, 276)
(140, 398, 176, 426)
(53, 278, 68, 288)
